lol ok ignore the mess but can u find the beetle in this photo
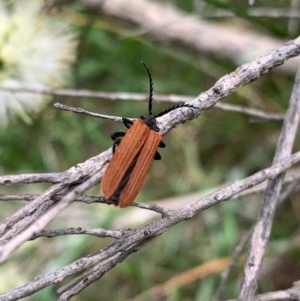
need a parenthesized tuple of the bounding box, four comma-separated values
(101, 63, 194, 207)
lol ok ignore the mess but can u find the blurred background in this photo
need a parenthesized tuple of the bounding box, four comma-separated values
(1, 0, 300, 300)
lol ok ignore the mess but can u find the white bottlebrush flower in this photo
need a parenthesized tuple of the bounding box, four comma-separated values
(0, 0, 77, 126)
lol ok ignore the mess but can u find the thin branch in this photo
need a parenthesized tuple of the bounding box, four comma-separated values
(226, 285, 300, 301)
(2, 151, 300, 300)
(214, 102, 284, 122)
(56, 242, 148, 301)
(0, 172, 62, 184)
(202, 8, 300, 19)
(238, 66, 300, 301)
(0, 183, 66, 237)
(31, 227, 126, 240)
(0, 167, 105, 263)
(213, 232, 251, 301)
(0, 151, 110, 239)
(54, 102, 126, 122)
(278, 179, 300, 205)
(0, 84, 284, 121)
(157, 37, 300, 134)
(0, 194, 39, 201)
(0, 192, 167, 214)
(54, 101, 284, 122)
(0, 84, 151, 100)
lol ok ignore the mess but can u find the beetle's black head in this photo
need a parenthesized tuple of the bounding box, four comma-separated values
(140, 114, 160, 132)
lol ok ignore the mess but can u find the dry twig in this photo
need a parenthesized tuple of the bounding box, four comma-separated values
(239, 64, 300, 301)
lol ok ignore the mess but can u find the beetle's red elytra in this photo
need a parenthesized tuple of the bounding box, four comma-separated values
(101, 119, 162, 207)
(101, 63, 195, 207)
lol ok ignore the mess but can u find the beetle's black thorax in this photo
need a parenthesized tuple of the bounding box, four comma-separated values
(140, 115, 160, 132)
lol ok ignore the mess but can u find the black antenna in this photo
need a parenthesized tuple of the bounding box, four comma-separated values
(142, 62, 154, 115)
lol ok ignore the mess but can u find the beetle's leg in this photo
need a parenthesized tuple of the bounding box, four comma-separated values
(111, 131, 125, 141)
(159, 141, 166, 148)
(112, 138, 122, 154)
(122, 117, 134, 129)
(154, 151, 162, 160)
(110, 132, 126, 154)
(153, 141, 166, 159)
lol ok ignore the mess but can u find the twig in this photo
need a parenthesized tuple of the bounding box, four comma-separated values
(188, 151, 300, 214)
(31, 227, 127, 240)
(238, 66, 300, 301)
(226, 285, 300, 301)
(0, 83, 284, 121)
(2, 151, 300, 300)
(0, 150, 110, 238)
(280, 179, 300, 204)
(54, 102, 126, 122)
(202, 8, 300, 19)
(0, 183, 65, 237)
(0, 84, 151, 100)
(0, 81, 286, 121)
(215, 102, 284, 122)
(0, 167, 105, 263)
(213, 232, 251, 301)
(56, 242, 148, 301)
(55, 101, 284, 122)
(0, 194, 39, 201)
(0, 172, 62, 184)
